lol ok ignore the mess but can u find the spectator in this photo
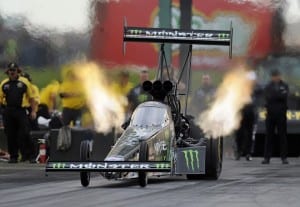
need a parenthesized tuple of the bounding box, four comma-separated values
(262, 69, 289, 164)
(111, 70, 133, 97)
(127, 68, 152, 113)
(59, 68, 86, 126)
(0, 62, 36, 163)
(190, 74, 216, 115)
(111, 70, 134, 118)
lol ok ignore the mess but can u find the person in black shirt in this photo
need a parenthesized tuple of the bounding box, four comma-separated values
(235, 102, 256, 161)
(235, 79, 262, 161)
(0, 63, 37, 163)
(262, 70, 289, 164)
(190, 74, 216, 114)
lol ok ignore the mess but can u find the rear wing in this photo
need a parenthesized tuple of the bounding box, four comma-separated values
(123, 25, 233, 57)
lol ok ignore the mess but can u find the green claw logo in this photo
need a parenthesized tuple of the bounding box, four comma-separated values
(129, 30, 142, 35)
(218, 33, 229, 39)
(182, 150, 200, 171)
(155, 163, 170, 169)
(52, 163, 66, 169)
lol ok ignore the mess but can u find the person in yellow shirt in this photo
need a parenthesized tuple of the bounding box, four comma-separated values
(22, 72, 40, 129)
(39, 80, 60, 118)
(21, 72, 40, 162)
(111, 70, 133, 112)
(59, 69, 86, 126)
(0, 63, 36, 163)
(111, 71, 133, 96)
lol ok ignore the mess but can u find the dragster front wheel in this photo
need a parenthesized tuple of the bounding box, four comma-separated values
(138, 141, 149, 187)
(80, 140, 91, 187)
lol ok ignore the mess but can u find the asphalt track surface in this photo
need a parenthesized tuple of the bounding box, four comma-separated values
(1, 157, 300, 207)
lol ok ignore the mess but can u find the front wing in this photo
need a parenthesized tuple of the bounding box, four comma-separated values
(46, 147, 206, 174)
(46, 161, 171, 172)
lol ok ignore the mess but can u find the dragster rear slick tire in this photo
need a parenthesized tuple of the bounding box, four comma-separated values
(80, 140, 91, 187)
(186, 137, 223, 180)
(203, 136, 223, 179)
(138, 141, 149, 187)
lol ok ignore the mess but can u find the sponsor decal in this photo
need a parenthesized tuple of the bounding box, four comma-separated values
(155, 163, 171, 169)
(259, 110, 300, 120)
(50, 162, 170, 170)
(129, 29, 143, 35)
(3, 84, 9, 90)
(154, 141, 167, 154)
(17, 82, 23, 88)
(182, 149, 200, 171)
(127, 28, 229, 41)
(218, 33, 230, 39)
(52, 163, 66, 169)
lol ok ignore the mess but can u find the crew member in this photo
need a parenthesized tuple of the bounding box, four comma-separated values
(0, 63, 36, 163)
(22, 72, 40, 130)
(262, 69, 289, 164)
(235, 102, 256, 161)
(39, 80, 60, 119)
(21, 72, 40, 162)
(59, 67, 86, 126)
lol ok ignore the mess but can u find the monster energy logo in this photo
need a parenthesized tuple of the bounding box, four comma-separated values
(218, 33, 230, 39)
(48, 162, 171, 170)
(155, 163, 170, 169)
(129, 29, 143, 35)
(127, 28, 230, 40)
(52, 163, 66, 169)
(182, 150, 200, 171)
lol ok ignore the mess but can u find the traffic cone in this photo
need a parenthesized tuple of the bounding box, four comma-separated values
(37, 139, 47, 163)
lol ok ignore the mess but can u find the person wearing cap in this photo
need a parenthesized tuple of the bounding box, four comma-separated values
(127, 68, 152, 113)
(0, 62, 37, 163)
(262, 69, 289, 164)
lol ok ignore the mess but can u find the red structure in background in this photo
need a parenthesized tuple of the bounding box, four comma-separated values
(90, 0, 274, 69)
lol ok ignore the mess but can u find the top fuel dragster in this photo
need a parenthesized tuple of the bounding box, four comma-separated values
(46, 23, 233, 187)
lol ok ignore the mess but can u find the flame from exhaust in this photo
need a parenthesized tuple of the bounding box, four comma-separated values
(197, 66, 255, 138)
(73, 62, 126, 134)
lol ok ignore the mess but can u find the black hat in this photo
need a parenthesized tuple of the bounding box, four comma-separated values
(6, 62, 22, 74)
(7, 62, 18, 69)
(271, 69, 280, 76)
